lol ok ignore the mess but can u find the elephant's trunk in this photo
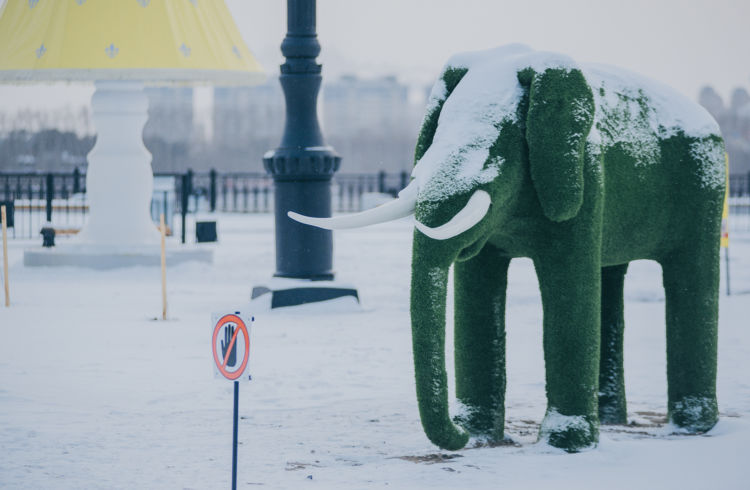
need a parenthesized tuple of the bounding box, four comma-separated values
(410, 232, 469, 450)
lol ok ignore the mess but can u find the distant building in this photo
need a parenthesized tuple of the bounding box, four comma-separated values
(699, 86, 750, 174)
(212, 81, 284, 171)
(699, 87, 725, 121)
(322, 75, 409, 135)
(1, 76, 429, 175)
(211, 75, 425, 174)
(143, 87, 194, 173)
(321, 75, 422, 174)
(143, 87, 194, 144)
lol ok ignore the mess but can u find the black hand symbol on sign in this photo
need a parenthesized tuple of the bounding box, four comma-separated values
(221, 324, 237, 367)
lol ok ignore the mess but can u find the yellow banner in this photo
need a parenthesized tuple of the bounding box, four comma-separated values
(721, 153, 729, 248)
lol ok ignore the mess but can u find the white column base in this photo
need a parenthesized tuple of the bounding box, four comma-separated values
(74, 80, 160, 247)
(24, 243, 212, 269)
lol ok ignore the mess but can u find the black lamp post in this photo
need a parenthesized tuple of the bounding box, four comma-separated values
(252, 0, 357, 308)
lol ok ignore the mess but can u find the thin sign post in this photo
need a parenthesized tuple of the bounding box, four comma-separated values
(160, 213, 168, 319)
(1, 205, 9, 307)
(232, 379, 239, 490)
(212, 312, 252, 490)
(721, 153, 730, 295)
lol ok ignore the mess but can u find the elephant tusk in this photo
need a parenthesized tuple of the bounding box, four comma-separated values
(415, 190, 491, 240)
(288, 181, 418, 230)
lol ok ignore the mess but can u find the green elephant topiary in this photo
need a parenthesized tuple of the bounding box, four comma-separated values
(289, 44, 725, 453)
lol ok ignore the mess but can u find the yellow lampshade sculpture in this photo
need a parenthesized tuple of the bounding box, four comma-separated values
(0, 0, 264, 267)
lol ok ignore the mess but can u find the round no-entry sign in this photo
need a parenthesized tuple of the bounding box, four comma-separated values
(212, 313, 250, 381)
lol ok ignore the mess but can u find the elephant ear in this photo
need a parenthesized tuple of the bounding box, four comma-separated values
(524, 67, 595, 222)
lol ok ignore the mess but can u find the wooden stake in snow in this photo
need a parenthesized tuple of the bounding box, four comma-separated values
(1, 205, 9, 307)
(160, 213, 167, 320)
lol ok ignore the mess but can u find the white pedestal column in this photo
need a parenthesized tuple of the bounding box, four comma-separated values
(76, 80, 160, 246)
(24, 81, 212, 268)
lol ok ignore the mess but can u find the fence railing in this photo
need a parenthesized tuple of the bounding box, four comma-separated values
(729, 173, 750, 197)
(0, 169, 412, 240)
(3, 169, 750, 241)
(0, 170, 88, 239)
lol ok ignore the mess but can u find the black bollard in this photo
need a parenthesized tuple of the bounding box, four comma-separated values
(40, 227, 55, 247)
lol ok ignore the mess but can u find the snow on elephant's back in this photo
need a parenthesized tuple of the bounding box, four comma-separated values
(583, 62, 720, 140)
(582, 62, 724, 188)
(412, 45, 725, 202)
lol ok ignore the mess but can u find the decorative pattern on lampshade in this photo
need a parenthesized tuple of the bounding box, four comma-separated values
(0, 0, 264, 84)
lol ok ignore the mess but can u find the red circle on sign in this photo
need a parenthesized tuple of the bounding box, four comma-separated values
(212, 314, 250, 380)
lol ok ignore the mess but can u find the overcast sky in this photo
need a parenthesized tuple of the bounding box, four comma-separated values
(0, 0, 748, 114)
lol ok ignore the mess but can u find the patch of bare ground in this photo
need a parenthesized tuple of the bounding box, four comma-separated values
(285, 461, 323, 471)
(395, 453, 464, 464)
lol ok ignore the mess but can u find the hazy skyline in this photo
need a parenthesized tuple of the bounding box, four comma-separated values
(0, 0, 748, 115)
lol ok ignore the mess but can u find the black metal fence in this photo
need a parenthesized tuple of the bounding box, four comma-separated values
(729, 173, 750, 197)
(0, 168, 412, 240)
(727, 173, 750, 233)
(0, 169, 87, 239)
(3, 168, 750, 240)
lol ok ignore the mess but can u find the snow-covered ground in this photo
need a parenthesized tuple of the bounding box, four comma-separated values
(1, 214, 748, 489)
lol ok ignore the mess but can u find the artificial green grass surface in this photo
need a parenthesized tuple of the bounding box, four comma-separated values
(409, 50, 724, 452)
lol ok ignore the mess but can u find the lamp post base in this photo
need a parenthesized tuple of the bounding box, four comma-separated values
(251, 277, 358, 310)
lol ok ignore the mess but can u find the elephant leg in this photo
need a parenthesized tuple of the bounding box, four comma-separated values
(661, 247, 719, 432)
(454, 245, 510, 441)
(598, 263, 629, 425)
(534, 244, 600, 452)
